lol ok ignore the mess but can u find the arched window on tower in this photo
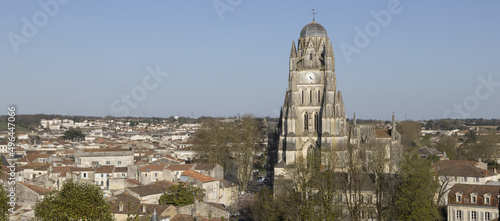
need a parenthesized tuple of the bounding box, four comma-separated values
(314, 113, 319, 132)
(304, 112, 309, 131)
(309, 54, 312, 60)
(310, 90, 312, 104)
(318, 90, 321, 103)
(302, 90, 305, 104)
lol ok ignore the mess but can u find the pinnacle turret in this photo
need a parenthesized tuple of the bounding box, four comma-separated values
(290, 40, 297, 58)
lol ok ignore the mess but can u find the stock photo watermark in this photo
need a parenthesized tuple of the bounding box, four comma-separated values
(7, 0, 70, 54)
(111, 65, 169, 116)
(443, 74, 500, 118)
(6, 107, 17, 214)
(213, 0, 243, 21)
(340, 0, 406, 63)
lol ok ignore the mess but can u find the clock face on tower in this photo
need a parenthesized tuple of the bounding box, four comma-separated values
(306, 72, 315, 82)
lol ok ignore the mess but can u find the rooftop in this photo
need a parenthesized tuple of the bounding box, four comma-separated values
(434, 160, 493, 177)
(181, 170, 218, 183)
(300, 20, 327, 38)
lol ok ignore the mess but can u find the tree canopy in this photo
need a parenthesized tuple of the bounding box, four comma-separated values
(158, 183, 205, 206)
(395, 154, 439, 220)
(62, 128, 85, 140)
(34, 179, 112, 221)
(0, 184, 9, 221)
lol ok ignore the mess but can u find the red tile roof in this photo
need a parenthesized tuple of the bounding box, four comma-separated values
(95, 165, 115, 174)
(171, 215, 194, 221)
(434, 160, 492, 177)
(114, 167, 128, 173)
(194, 164, 219, 171)
(126, 179, 141, 186)
(127, 180, 176, 196)
(181, 170, 217, 183)
(18, 182, 51, 195)
(375, 129, 391, 138)
(51, 166, 73, 174)
(450, 183, 500, 196)
(139, 164, 166, 172)
(18, 163, 51, 171)
(166, 164, 192, 171)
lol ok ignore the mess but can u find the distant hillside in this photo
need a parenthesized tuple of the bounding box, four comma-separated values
(0, 122, 30, 132)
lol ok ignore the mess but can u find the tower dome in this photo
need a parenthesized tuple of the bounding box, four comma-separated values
(300, 20, 327, 38)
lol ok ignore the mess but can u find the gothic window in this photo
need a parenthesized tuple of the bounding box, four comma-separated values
(309, 54, 312, 60)
(314, 113, 319, 131)
(317, 90, 321, 103)
(304, 112, 309, 131)
(310, 90, 312, 103)
(302, 90, 305, 104)
(307, 145, 319, 169)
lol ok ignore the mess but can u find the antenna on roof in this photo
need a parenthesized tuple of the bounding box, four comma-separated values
(311, 9, 317, 21)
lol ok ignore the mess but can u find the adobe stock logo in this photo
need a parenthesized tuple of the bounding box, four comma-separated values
(7, 0, 70, 54)
(212, 0, 243, 21)
(110, 65, 169, 116)
(443, 74, 500, 118)
(340, 0, 405, 63)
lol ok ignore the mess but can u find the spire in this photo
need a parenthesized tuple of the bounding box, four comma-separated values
(329, 42, 334, 58)
(337, 91, 344, 107)
(325, 41, 330, 56)
(290, 40, 297, 58)
(391, 112, 396, 140)
(353, 113, 357, 126)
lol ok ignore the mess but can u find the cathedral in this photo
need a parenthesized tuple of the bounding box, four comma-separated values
(269, 19, 402, 179)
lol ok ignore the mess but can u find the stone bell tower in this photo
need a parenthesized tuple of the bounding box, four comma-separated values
(276, 19, 348, 167)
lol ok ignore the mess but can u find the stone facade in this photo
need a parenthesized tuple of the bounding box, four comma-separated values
(177, 202, 230, 220)
(75, 148, 134, 168)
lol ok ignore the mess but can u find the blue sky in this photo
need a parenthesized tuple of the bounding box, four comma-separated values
(1, 1, 499, 120)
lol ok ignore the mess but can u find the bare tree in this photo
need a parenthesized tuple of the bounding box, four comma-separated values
(194, 116, 264, 192)
(232, 115, 263, 192)
(339, 143, 364, 221)
(193, 118, 232, 177)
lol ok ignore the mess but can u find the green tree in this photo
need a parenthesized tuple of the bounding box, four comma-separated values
(0, 184, 9, 221)
(34, 179, 112, 221)
(395, 154, 439, 220)
(250, 187, 278, 221)
(62, 128, 85, 140)
(158, 183, 205, 206)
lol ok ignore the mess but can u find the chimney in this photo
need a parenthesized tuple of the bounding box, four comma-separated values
(142, 204, 146, 213)
(119, 201, 123, 212)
